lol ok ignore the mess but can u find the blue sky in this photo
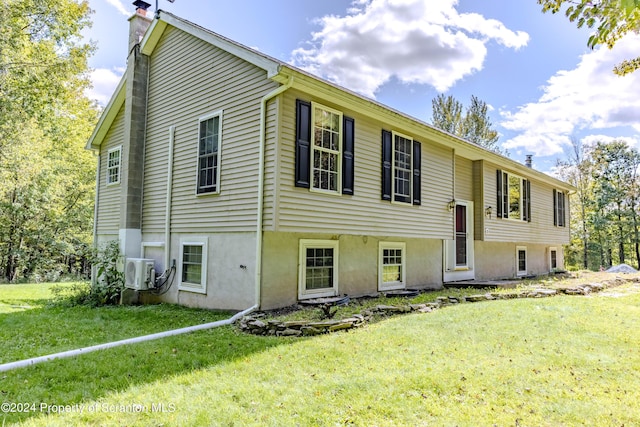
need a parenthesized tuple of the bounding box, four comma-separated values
(84, 0, 640, 172)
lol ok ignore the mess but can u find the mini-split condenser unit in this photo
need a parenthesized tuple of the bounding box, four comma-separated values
(124, 258, 156, 291)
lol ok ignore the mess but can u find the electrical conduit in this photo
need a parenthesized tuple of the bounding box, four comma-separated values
(0, 305, 256, 373)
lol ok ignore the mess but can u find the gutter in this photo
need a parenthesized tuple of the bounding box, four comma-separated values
(0, 306, 256, 373)
(255, 75, 294, 309)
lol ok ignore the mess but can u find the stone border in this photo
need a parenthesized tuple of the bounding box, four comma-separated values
(238, 278, 631, 337)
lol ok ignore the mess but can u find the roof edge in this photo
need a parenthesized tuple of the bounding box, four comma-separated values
(85, 76, 126, 150)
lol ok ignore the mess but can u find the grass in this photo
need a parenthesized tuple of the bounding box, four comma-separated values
(2, 276, 640, 426)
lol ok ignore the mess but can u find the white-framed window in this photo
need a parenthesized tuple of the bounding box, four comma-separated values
(178, 237, 208, 294)
(311, 103, 342, 193)
(298, 239, 338, 299)
(393, 131, 413, 204)
(516, 246, 527, 276)
(106, 146, 122, 185)
(197, 111, 223, 195)
(497, 170, 530, 221)
(554, 190, 566, 227)
(549, 247, 558, 271)
(378, 242, 406, 291)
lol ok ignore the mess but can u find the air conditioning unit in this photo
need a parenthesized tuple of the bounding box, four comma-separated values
(124, 258, 155, 290)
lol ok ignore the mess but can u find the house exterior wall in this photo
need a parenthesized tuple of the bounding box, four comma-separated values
(269, 89, 455, 240)
(260, 231, 443, 310)
(482, 161, 570, 245)
(89, 17, 574, 312)
(96, 103, 125, 239)
(141, 25, 279, 236)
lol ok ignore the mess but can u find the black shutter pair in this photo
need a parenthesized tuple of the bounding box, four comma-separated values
(553, 189, 566, 227)
(295, 99, 354, 194)
(381, 130, 421, 205)
(496, 170, 530, 221)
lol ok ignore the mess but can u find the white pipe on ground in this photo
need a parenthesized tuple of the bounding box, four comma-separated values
(0, 305, 256, 373)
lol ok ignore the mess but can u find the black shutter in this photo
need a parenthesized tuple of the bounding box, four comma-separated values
(553, 189, 558, 226)
(559, 192, 566, 227)
(342, 116, 355, 195)
(526, 180, 531, 222)
(412, 141, 421, 205)
(496, 170, 503, 218)
(295, 100, 311, 188)
(381, 130, 392, 201)
(503, 172, 509, 219)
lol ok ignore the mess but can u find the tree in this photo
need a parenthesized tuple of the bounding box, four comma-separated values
(0, 0, 98, 282)
(538, 0, 640, 75)
(430, 94, 507, 156)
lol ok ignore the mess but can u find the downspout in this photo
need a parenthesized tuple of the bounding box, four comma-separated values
(255, 76, 294, 309)
(164, 125, 175, 271)
(0, 306, 255, 373)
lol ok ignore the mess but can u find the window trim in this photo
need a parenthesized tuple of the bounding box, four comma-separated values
(178, 237, 208, 294)
(106, 145, 122, 186)
(516, 246, 527, 277)
(298, 239, 339, 300)
(497, 170, 530, 221)
(378, 242, 406, 291)
(309, 102, 343, 195)
(549, 247, 558, 272)
(195, 110, 223, 196)
(391, 131, 414, 205)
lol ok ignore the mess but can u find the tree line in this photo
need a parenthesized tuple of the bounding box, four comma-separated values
(558, 140, 640, 270)
(0, 0, 98, 282)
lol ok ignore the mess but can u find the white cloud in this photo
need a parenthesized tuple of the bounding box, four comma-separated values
(500, 34, 640, 157)
(106, 0, 130, 16)
(85, 67, 125, 106)
(291, 0, 529, 98)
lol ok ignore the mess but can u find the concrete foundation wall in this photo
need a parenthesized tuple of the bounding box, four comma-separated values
(474, 241, 564, 280)
(141, 232, 256, 311)
(260, 232, 443, 310)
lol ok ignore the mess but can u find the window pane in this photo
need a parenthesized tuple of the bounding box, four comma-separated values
(182, 245, 203, 284)
(197, 116, 220, 193)
(393, 135, 412, 202)
(305, 247, 334, 290)
(382, 246, 403, 283)
(311, 106, 341, 192)
(518, 250, 526, 272)
(509, 175, 521, 219)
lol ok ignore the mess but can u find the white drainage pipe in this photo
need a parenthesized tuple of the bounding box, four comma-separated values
(0, 305, 256, 373)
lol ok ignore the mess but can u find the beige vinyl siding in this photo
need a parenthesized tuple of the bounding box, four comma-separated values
(141, 25, 278, 234)
(483, 161, 570, 245)
(454, 155, 473, 201)
(272, 90, 453, 239)
(96, 103, 125, 234)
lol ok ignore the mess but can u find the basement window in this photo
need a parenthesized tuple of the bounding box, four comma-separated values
(298, 239, 338, 299)
(516, 246, 527, 276)
(178, 238, 208, 294)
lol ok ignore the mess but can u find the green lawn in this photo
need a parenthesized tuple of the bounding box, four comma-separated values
(2, 281, 640, 426)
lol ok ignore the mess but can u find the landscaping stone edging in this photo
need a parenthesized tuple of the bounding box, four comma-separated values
(238, 278, 630, 337)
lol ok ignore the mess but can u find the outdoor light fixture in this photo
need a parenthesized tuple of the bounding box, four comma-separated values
(448, 200, 456, 211)
(485, 206, 492, 218)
